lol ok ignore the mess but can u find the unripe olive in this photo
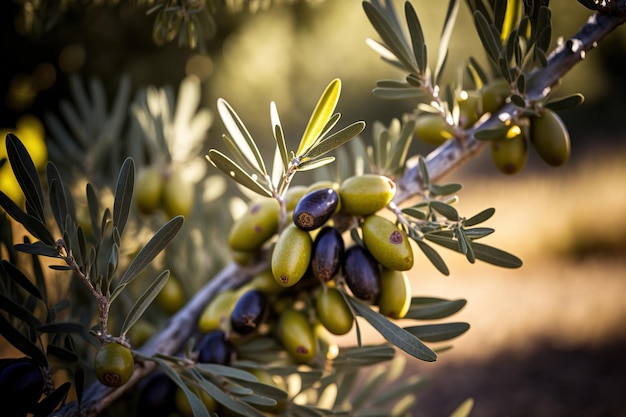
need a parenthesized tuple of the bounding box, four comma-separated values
(414, 114, 454, 146)
(271, 223, 312, 287)
(311, 226, 344, 282)
(293, 188, 339, 231)
(162, 168, 194, 218)
(530, 108, 571, 167)
(378, 269, 412, 319)
(338, 174, 396, 216)
(228, 198, 280, 252)
(230, 289, 266, 335)
(362, 215, 414, 271)
(175, 386, 217, 417)
(490, 125, 528, 175)
(278, 308, 316, 363)
(248, 269, 286, 295)
(156, 275, 185, 315)
(457, 90, 482, 128)
(196, 330, 233, 365)
(316, 287, 354, 335)
(284, 185, 308, 212)
(135, 166, 164, 215)
(198, 290, 238, 333)
(480, 78, 510, 114)
(136, 371, 176, 417)
(94, 342, 134, 387)
(0, 358, 44, 416)
(127, 320, 157, 347)
(342, 245, 380, 302)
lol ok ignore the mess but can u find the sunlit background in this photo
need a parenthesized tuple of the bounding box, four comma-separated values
(2, 1, 625, 416)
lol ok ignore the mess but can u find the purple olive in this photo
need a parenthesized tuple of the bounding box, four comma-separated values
(197, 330, 233, 365)
(292, 188, 339, 231)
(311, 226, 344, 282)
(342, 245, 381, 302)
(0, 357, 44, 416)
(230, 289, 266, 335)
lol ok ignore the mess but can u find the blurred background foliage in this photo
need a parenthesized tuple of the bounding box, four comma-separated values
(1, 1, 626, 416)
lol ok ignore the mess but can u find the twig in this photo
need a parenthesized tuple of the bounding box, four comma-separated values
(54, 6, 626, 416)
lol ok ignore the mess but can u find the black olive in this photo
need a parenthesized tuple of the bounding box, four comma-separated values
(311, 226, 344, 282)
(342, 245, 381, 302)
(136, 371, 176, 417)
(230, 289, 266, 335)
(292, 188, 339, 231)
(197, 330, 233, 364)
(0, 357, 44, 416)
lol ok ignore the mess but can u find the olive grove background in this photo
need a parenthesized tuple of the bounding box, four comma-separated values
(1, 1, 626, 416)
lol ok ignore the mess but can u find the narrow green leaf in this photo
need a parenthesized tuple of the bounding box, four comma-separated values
(372, 87, 428, 100)
(405, 2, 426, 73)
(474, 124, 509, 141)
(197, 363, 258, 383)
(121, 270, 169, 335)
(270, 101, 289, 172)
(153, 360, 211, 417)
(463, 207, 495, 226)
(405, 298, 466, 320)
(295, 156, 335, 172)
(404, 322, 470, 342)
(86, 183, 101, 240)
(0, 293, 42, 328)
(414, 239, 449, 275)
(430, 201, 459, 221)
(474, 11, 501, 65)
(112, 157, 134, 237)
(47, 163, 70, 234)
(467, 56, 489, 87)
(30, 381, 71, 416)
(113, 216, 184, 301)
(37, 322, 87, 336)
(302, 121, 365, 160)
(206, 150, 272, 197)
(1, 260, 43, 300)
(417, 156, 430, 189)
(217, 98, 267, 175)
(434, 0, 460, 84)
(429, 182, 462, 197)
(347, 296, 437, 362)
(14, 241, 60, 258)
(195, 374, 267, 417)
(0, 314, 47, 365)
(545, 93, 585, 111)
(462, 227, 494, 239)
(469, 241, 522, 268)
(297, 79, 342, 157)
(386, 119, 416, 174)
(6, 134, 45, 222)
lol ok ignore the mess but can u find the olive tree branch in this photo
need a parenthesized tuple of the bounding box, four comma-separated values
(55, 6, 626, 416)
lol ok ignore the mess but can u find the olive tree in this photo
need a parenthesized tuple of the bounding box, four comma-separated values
(1, 1, 625, 416)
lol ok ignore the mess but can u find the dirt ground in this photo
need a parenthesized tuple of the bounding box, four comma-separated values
(400, 151, 626, 417)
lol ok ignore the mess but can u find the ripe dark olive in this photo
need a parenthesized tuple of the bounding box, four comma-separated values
(94, 342, 134, 387)
(0, 357, 44, 416)
(311, 226, 344, 282)
(230, 289, 266, 335)
(342, 245, 381, 302)
(292, 188, 339, 231)
(197, 330, 233, 365)
(136, 371, 176, 417)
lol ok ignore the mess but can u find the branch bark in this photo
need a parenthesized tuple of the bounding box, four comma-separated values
(55, 5, 626, 416)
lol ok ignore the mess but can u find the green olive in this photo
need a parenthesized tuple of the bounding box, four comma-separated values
(127, 320, 156, 347)
(175, 386, 217, 417)
(271, 223, 312, 287)
(198, 289, 238, 333)
(480, 78, 510, 114)
(414, 114, 454, 146)
(530, 108, 571, 167)
(278, 308, 316, 363)
(162, 168, 194, 218)
(315, 287, 353, 335)
(490, 125, 528, 175)
(248, 268, 286, 295)
(338, 174, 396, 216)
(156, 275, 185, 315)
(362, 215, 414, 271)
(135, 166, 164, 215)
(284, 185, 308, 212)
(228, 198, 280, 252)
(377, 269, 411, 319)
(457, 90, 482, 128)
(94, 342, 134, 387)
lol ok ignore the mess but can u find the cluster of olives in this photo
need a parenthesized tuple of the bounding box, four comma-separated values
(413, 78, 571, 174)
(198, 174, 414, 370)
(135, 165, 194, 218)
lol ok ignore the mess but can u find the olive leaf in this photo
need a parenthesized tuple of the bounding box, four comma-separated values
(152, 359, 211, 417)
(347, 296, 437, 362)
(270, 101, 289, 173)
(5, 134, 45, 222)
(120, 270, 170, 336)
(403, 322, 470, 342)
(405, 297, 467, 320)
(433, 0, 460, 85)
(0, 314, 47, 365)
(206, 150, 273, 197)
(296, 78, 342, 157)
(112, 157, 134, 237)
